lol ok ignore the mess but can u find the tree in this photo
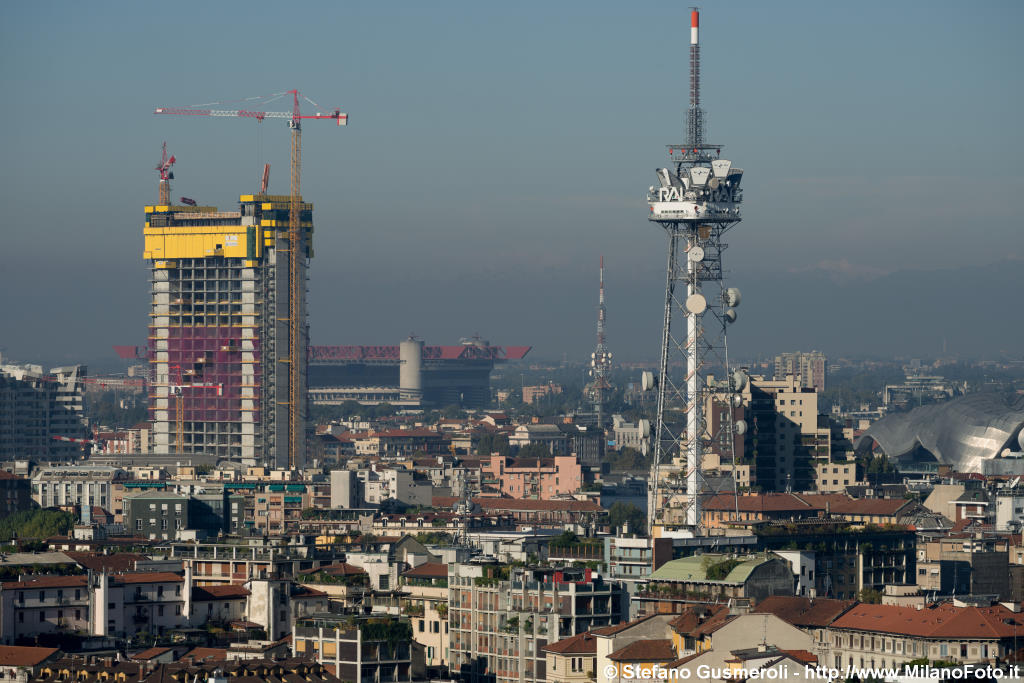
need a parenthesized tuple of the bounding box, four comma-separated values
(441, 404, 465, 419)
(0, 510, 75, 542)
(859, 588, 883, 604)
(607, 502, 646, 536)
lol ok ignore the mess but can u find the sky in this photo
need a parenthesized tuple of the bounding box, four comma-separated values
(0, 0, 1021, 367)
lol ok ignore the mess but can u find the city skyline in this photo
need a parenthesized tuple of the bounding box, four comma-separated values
(1, 0, 1021, 365)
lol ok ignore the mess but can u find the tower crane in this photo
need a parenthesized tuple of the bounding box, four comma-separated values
(155, 142, 176, 205)
(155, 90, 347, 468)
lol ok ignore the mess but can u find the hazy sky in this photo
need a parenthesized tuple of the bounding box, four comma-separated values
(1, 1, 1021, 366)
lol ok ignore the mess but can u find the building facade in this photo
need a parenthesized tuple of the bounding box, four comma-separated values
(449, 563, 627, 683)
(144, 194, 312, 467)
(0, 362, 88, 461)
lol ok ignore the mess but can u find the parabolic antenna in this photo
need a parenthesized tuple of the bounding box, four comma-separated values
(1018, 429, 1024, 451)
(732, 369, 748, 392)
(724, 308, 737, 324)
(688, 246, 705, 263)
(639, 419, 651, 437)
(641, 371, 655, 392)
(724, 288, 742, 307)
(735, 419, 747, 435)
(685, 293, 707, 315)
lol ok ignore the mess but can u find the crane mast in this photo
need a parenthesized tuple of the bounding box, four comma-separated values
(155, 91, 347, 469)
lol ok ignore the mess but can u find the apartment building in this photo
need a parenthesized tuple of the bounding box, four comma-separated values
(399, 562, 450, 669)
(480, 453, 582, 500)
(449, 563, 627, 683)
(0, 362, 88, 461)
(32, 465, 126, 512)
(743, 375, 828, 491)
(824, 603, 1019, 669)
(292, 613, 413, 683)
(0, 472, 31, 518)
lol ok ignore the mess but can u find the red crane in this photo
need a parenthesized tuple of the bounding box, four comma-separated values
(155, 142, 176, 205)
(155, 90, 347, 468)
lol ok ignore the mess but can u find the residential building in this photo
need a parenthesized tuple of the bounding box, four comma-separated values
(144, 194, 314, 466)
(774, 351, 827, 392)
(633, 553, 794, 616)
(0, 472, 31, 518)
(399, 562, 450, 670)
(0, 362, 88, 461)
(31, 465, 126, 512)
(292, 613, 414, 683)
(916, 534, 1010, 599)
(824, 603, 1020, 669)
(449, 563, 628, 683)
(544, 632, 597, 683)
(743, 375, 828, 491)
(0, 645, 62, 681)
(481, 453, 582, 500)
(123, 490, 189, 540)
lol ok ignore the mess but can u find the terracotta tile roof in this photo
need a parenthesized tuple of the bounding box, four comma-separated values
(667, 604, 731, 636)
(112, 571, 183, 585)
(64, 551, 148, 573)
(753, 596, 856, 627)
(474, 497, 603, 513)
(796, 494, 911, 516)
(402, 562, 448, 579)
(780, 650, 818, 665)
(0, 645, 60, 667)
(291, 585, 328, 598)
(1, 575, 88, 589)
(130, 646, 172, 661)
(0, 471, 24, 481)
(608, 639, 677, 663)
(831, 603, 1022, 639)
(183, 647, 228, 662)
(432, 496, 459, 508)
(703, 493, 814, 513)
(544, 632, 597, 655)
(193, 584, 250, 600)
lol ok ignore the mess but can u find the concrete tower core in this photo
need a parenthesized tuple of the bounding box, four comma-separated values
(399, 337, 424, 403)
(143, 193, 311, 467)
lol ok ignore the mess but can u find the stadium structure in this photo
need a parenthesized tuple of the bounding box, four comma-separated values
(308, 337, 530, 409)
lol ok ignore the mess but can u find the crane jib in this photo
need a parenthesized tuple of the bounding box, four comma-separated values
(155, 108, 345, 123)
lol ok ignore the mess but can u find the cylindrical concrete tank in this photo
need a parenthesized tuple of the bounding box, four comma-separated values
(399, 337, 424, 403)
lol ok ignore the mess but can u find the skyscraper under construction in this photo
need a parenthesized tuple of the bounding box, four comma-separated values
(143, 193, 311, 467)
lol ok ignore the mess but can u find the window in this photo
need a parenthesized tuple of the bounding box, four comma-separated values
(419, 620, 425, 632)
(158, 606, 165, 617)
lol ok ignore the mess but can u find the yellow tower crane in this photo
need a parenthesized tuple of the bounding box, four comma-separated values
(155, 92, 347, 468)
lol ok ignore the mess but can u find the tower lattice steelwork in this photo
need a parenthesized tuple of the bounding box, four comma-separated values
(586, 256, 613, 428)
(646, 8, 746, 536)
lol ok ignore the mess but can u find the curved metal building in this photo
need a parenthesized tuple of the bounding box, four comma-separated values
(857, 393, 1024, 473)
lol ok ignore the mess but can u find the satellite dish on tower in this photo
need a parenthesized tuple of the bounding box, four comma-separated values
(724, 309, 737, 324)
(688, 246, 705, 263)
(641, 371, 656, 392)
(724, 288, 742, 307)
(734, 419, 747, 435)
(685, 293, 707, 315)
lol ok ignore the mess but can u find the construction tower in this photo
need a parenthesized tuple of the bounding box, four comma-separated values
(645, 8, 746, 537)
(143, 192, 315, 468)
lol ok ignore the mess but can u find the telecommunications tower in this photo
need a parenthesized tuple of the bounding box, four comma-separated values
(645, 8, 747, 536)
(586, 256, 613, 427)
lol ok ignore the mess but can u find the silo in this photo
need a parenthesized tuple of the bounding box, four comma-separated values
(399, 337, 424, 403)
